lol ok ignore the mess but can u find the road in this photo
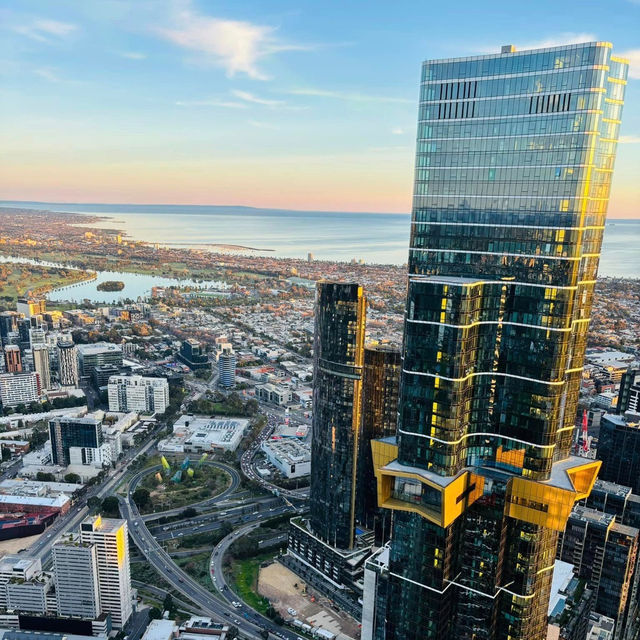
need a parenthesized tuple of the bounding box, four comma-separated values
(122, 466, 302, 640)
(27, 435, 158, 565)
(240, 414, 310, 502)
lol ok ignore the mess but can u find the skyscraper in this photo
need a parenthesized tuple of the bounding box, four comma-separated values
(4, 345, 22, 373)
(286, 282, 370, 617)
(356, 344, 401, 544)
(80, 515, 132, 628)
(368, 41, 627, 640)
(310, 282, 366, 550)
(57, 338, 79, 387)
(53, 533, 101, 619)
(217, 345, 237, 389)
(32, 344, 51, 391)
(49, 416, 105, 466)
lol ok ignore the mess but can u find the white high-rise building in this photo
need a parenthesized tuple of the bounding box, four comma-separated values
(32, 344, 51, 391)
(57, 339, 79, 387)
(53, 533, 101, 619)
(107, 375, 169, 414)
(80, 515, 132, 628)
(0, 555, 41, 610)
(0, 372, 41, 407)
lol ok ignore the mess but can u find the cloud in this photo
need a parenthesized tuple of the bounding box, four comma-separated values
(175, 98, 247, 109)
(248, 119, 279, 130)
(14, 19, 77, 42)
(391, 127, 405, 135)
(34, 67, 61, 82)
(618, 49, 640, 79)
(286, 88, 413, 104)
(155, 1, 309, 80)
(232, 90, 283, 107)
(619, 135, 640, 144)
(120, 52, 147, 60)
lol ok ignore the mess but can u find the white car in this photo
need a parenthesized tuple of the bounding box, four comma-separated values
(287, 607, 297, 616)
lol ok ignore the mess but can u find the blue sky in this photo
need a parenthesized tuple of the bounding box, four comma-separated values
(0, 0, 638, 216)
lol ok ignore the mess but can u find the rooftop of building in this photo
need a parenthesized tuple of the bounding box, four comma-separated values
(141, 619, 178, 640)
(593, 479, 633, 498)
(570, 505, 615, 526)
(76, 342, 122, 355)
(82, 514, 126, 534)
(423, 41, 615, 66)
(262, 438, 311, 463)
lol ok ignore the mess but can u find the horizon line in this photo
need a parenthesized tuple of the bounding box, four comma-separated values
(1, 199, 638, 220)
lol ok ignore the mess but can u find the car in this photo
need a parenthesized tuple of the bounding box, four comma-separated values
(287, 608, 297, 616)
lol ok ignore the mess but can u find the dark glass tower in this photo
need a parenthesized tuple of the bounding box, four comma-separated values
(310, 282, 366, 550)
(371, 42, 628, 640)
(357, 344, 401, 544)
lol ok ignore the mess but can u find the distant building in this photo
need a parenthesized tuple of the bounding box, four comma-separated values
(598, 414, 640, 494)
(93, 364, 121, 389)
(57, 339, 79, 387)
(16, 298, 46, 319)
(0, 373, 41, 407)
(261, 439, 311, 478)
(79, 515, 132, 628)
(53, 533, 101, 619)
(48, 416, 109, 467)
(256, 383, 291, 406)
(4, 346, 22, 374)
(557, 505, 639, 639)
(32, 345, 51, 391)
(77, 343, 123, 378)
(107, 375, 169, 414)
(217, 345, 236, 389)
(177, 339, 209, 371)
(617, 369, 640, 415)
(0, 312, 19, 342)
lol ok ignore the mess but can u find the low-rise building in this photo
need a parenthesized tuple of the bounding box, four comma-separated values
(261, 439, 311, 478)
(256, 383, 292, 406)
(158, 415, 248, 453)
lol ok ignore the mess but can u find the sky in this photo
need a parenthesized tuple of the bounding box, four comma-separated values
(0, 0, 639, 217)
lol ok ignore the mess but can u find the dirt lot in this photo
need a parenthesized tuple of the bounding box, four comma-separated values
(0, 532, 42, 556)
(258, 561, 360, 639)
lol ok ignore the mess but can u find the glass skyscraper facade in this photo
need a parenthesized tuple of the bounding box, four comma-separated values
(309, 282, 366, 550)
(371, 42, 628, 639)
(357, 344, 401, 545)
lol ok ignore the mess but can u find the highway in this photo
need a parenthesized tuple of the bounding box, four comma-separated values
(27, 435, 159, 565)
(120, 465, 304, 640)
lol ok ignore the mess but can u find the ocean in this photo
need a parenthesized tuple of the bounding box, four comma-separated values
(1, 201, 638, 278)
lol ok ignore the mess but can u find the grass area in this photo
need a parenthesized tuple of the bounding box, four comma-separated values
(138, 463, 230, 514)
(226, 551, 278, 615)
(0, 262, 92, 304)
(174, 551, 214, 591)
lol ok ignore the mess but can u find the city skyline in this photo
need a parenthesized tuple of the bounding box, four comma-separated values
(0, 0, 639, 217)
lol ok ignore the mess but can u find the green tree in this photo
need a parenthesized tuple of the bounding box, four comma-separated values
(149, 607, 162, 620)
(226, 626, 238, 640)
(36, 472, 55, 482)
(101, 496, 120, 516)
(132, 487, 151, 509)
(163, 593, 175, 614)
(64, 473, 81, 484)
(87, 496, 101, 510)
